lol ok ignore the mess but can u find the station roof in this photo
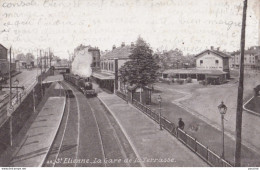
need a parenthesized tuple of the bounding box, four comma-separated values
(101, 45, 133, 60)
(42, 75, 64, 84)
(92, 71, 115, 80)
(163, 69, 227, 75)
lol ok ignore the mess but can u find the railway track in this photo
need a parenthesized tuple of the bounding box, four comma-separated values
(44, 81, 140, 167)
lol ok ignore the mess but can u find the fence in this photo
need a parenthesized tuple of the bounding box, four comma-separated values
(115, 90, 233, 167)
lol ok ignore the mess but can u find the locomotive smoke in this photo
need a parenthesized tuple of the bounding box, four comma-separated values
(71, 47, 93, 77)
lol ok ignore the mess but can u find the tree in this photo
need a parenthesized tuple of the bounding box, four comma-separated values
(154, 48, 196, 70)
(25, 53, 35, 65)
(119, 37, 159, 103)
(16, 53, 26, 61)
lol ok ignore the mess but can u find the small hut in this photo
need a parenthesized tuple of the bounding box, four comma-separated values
(127, 84, 152, 105)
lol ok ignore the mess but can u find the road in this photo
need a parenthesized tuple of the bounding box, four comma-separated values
(151, 82, 260, 166)
(44, 81, 140, 167)
(4, 68, 40, 91)
(0, 68, 41, 125)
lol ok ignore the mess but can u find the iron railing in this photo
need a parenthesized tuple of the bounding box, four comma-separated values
(115, 90, 233, 167)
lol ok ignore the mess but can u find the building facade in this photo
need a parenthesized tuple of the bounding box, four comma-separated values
(0, 44, 16, 83)
(0, 44, 7, 61)
(162, 47, 231, 84)
(230, 46, 260, 69)
(74, 44, 100, 69)
(195, 47, 230, 74)
(92, 42, 133, 93)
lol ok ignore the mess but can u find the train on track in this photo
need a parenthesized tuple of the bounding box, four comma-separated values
(63, 74, 97, 97)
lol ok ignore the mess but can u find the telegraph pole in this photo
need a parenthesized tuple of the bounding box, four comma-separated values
(8, 47, 13, 146)
(49, 48, 51, 67)
(40, 50, 43, 97)
(235, 0, 247, 167)
(44, 51, 47, 71)
(9, 47, 12, 110)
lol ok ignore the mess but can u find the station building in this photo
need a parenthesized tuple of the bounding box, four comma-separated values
(92, 42, 132, 93)
(92, 42, 152, 104)
(162, 47, 231, 84)
(0, 44, 16, 83)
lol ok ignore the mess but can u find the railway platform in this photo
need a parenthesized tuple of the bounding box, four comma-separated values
(9, 96, 66, 167)
(97, 91, 208, 167)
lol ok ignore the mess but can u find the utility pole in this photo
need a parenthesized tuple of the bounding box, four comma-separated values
(36, 49, 38, 78)
(9, 47, 12, 108)
(235, 0, 247, 167)
(40, 50, 43, 97)
(44, 51, 47, 72)
(49, 48, 51, 68)
(8, 46, 13, 146)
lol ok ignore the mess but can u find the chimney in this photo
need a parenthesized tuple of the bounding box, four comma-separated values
(131, 42, 134, 47)
(210, 46, 214, 50)
(121, 42, 125, 47)
(112, 45, 116, 50)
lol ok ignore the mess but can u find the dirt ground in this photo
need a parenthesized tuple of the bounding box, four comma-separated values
(150, 69, 260, 166)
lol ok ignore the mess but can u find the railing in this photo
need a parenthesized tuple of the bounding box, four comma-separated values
(115, 90, 128, 101)
(115, 91, 233, 167)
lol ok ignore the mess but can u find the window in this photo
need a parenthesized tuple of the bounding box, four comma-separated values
(111, 62, 114, 71)
(200, 60, 203, 64)
(215, 60, 219, 64)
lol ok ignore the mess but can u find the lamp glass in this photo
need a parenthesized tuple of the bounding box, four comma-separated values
(157, 95, 162, 102)
(218, 101, 227, 115)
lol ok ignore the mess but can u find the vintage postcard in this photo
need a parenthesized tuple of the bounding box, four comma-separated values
(0, 0, 259, 168)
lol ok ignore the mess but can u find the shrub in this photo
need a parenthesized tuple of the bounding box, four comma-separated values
(176, 79, 184, 84)
(201, 80, 207, 85)
(158, 77, 171, 84)
(186, 77, 192, 83)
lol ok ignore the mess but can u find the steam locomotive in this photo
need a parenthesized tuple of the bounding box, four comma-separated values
(63, 74, 97, 97)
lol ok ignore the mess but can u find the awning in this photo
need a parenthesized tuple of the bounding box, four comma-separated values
(42, 75, 64, 84)
(92, 72, 115, 80)
(206, 75, 220, 79)
(163, 69, 227, 75)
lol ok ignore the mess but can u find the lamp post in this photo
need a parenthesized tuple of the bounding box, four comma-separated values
(157, 95, 163, 130)
(14, 79, 19, 104)
(218, 101, 227, 159)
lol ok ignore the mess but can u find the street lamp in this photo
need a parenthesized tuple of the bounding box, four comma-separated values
(14, 79, 19, 104)
(157, 95, 163, 130)
(218, 101, 227, 159)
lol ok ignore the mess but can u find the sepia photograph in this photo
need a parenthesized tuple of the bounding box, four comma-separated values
(0, 0, 259, 168)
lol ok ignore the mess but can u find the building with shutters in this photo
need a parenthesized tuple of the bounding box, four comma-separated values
(162, 46, 231, 85)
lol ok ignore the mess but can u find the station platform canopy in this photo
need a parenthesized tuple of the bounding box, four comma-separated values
(42, 75, 64, 84)
(163, 69, 227, 75)
(92, 71, 115, 80)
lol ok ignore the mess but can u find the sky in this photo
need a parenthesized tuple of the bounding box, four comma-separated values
(0, 0, 259, 59)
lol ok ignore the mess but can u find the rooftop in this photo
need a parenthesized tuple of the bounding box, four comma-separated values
(101, 45, 133, 60)
(231, 46, 260, 56)
(194, 49, 231, 59)
(0, 44, 7, 50)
